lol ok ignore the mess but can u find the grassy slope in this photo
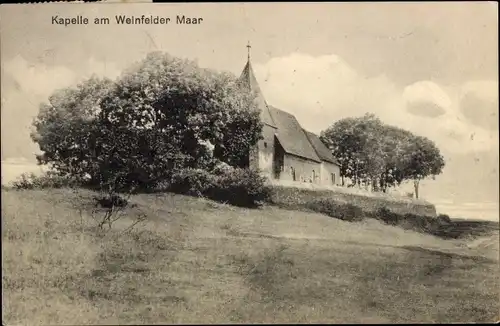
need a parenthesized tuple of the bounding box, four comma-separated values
(2, 189, 499, 324)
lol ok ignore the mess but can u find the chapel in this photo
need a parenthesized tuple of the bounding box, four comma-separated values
(237, 44, 341, 186)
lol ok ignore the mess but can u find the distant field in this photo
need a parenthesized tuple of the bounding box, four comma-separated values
(2, 189, 498, 324)
(433, 200, 499, 222)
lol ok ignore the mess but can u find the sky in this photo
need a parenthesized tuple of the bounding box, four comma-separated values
(1, 2, 498, 205)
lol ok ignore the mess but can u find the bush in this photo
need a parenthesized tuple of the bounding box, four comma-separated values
(168, 168, 270, 208)
(368, 208, 446, 234)
(93, 194, 129, 209)
(211, 161, 235, 176)
(306, 198, 364, 222)
(11, 171, 78, 190)
(402, 213, 432, 231)
(369, 207, 402, 225)
(169, 168, 216, 196)
(209, 168, 271, 208)
(437, 214, 452, 224)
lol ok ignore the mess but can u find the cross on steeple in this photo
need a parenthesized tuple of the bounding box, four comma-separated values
(246, 41, 251, 60)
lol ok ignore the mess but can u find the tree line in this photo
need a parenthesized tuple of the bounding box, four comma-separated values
(320, 114, 445, 198)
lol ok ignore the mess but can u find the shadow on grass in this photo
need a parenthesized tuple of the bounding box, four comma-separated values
(399, 245, 497, 264)
(230, 237, 499, 323)
(429, 219, 499, 239)
(76, 229, 186, 307)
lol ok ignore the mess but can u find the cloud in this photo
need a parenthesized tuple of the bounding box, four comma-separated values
(253, 53, 401, 130)
(253, 52, 498, 154)
(403, 81, 450, 117)
(459, 80, 498, 131)
(2, 55, 121, 102)
(1, 55, 121, 161)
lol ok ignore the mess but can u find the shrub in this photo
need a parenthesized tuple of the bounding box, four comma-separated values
(169, 168, 216, 196)
(211, 161, 235, 176)
(368, 208, 447, 235)
(369, 207, 402, 225)
(153, 180, 172, 193)
(306, 198, 364, 222)
(93, 194, 129, 209)
(11, 171, 78, 190)
(437, 214, 452, 224)
(89, 192, 144, 230)
(210, 168, 271, 208)
(167, 168, 270, 208)
(402, 213, 432, 231)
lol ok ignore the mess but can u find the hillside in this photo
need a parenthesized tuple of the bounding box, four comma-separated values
(2, 189, 499, 324)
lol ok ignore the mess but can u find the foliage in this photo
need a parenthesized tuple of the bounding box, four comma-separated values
(168, 168, 270, 208)
(30, 52, 262, 193)
(10, 171, 79, 190)
(367, 207, 453, 234)
(213, 108, 263, 168)
(320, 113, 445, 197)
(169, 168, 217, 196)
(399, 135, 445, 199)
(209, 168, 271, 208)
(211, 161, 235, 175)
(437, 214, 452, 224)
(305, 198, 364, 222)
(31, 77, 115, 184)
(90, 191, 145, 230)
(368, 207, 402, 225)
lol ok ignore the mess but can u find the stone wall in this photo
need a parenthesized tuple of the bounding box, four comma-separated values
(269, 184, 437, 217)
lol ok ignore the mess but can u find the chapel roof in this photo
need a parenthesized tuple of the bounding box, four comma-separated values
(268, 106, 322, 163)
(238, 59, 277, 128)
(303, 130, 340, 165)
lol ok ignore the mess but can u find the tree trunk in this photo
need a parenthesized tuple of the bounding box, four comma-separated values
(372, 177, 378, 192)
(353, 163, 358, 186)
(413, 179, 420, 199)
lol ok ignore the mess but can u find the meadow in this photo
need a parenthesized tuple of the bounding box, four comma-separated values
(2, 188, 499, 324)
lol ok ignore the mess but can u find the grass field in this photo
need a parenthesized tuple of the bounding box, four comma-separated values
(2, 188, 499, 324)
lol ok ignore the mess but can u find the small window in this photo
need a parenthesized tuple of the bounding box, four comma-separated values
(264, 142, 268, 148)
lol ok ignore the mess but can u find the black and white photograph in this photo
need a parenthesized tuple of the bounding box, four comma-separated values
(1, 2, 499, 324)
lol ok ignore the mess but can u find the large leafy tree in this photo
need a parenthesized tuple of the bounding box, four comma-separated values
(320, 116, 368, 186)
(31, 51, 262, 191)
(321, 113, 385, 187)
(399, 135, 445, 199)
(321, 114, 445, 197)
(31, 76, 115, 182)
(213, 107, 262, 168)
(376, 125, 414, 192)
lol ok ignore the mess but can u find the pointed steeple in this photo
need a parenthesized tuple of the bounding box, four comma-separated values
(238, 42, 277, 128)
(247, 40, 251, 61)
